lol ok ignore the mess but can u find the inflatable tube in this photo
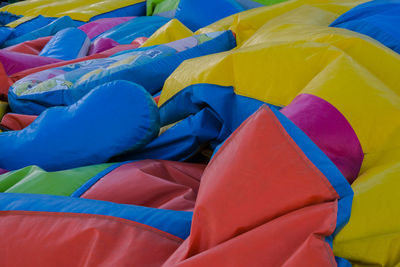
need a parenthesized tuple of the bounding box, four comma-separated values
(39, 28, 90, 60)
(4, 16, 76, 47)
(9, 31, 236, 115)
(0, 80, 160, 171)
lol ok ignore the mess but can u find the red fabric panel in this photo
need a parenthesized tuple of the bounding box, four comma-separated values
(1, 113, 38, 130)
(82, 160, 205, 211)
(163, 106, 339, 266)
(154, 95, 160, 104)
(0, 61, 12, 101)
(0, 210, 182, 267)
(166, 203, 337, 266)
(5, 36, 52, 55)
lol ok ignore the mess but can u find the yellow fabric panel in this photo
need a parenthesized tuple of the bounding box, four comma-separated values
(0, 0, 145, 22)
(334, 147, 400, 266)
(196, 0, 368, 46)
(159, 6, 400, 157)
(0, 101, 7, 121)
(141, 19, 193, 48)
(251, 23, 400, 155)
(6, 16, 37, 28)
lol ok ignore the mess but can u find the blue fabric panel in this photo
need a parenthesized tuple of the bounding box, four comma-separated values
(0, 193, 192, 239)
(0, 81, 160, 171)
(114, 84, 278, 162)
(113, 108, 222, 162)
(235, 0, 264, 9)
(9, 16, 55, 40)
(93, 16, 169, 45)
(0, 11, 21, 26)
(39, 27, 90, 60)
(89, 2, 146, 22)
(159, 84, 271, 131)
(272, 107, 353, 237)
(175, 0, 245, 31)
(331, 0, 400, 53)
(0, 26, 13, 46)
(335, 256, 353, 267)
(4, 16, 76, 47)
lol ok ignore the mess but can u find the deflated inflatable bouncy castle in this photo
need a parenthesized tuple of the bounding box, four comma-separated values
(0, 0, 400, 266)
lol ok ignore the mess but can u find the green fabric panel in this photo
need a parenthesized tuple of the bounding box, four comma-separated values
(147, 0, 179, 16)
(253, 0, 288, 5)
(154, 0, 179, 14)
(0, 164, 112, 196)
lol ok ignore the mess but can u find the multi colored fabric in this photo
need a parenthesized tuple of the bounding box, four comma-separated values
(1, 0, 400, 266)
(163, 105, 353, 266)
(9, 30, 236, 115)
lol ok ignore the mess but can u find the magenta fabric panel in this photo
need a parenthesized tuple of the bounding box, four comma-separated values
(281, 94, 363, 183)
(0, 50, 62, 76)
(88, 38, 120, 55)
(78, 17, 136, 39)
(0, 169, 8, 175)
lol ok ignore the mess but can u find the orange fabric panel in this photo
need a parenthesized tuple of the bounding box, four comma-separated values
(163, 106, 339, 266)
(82, 160, 205, 211)
(5, 36, 52, 55)
(0, 113, 38, 130)
(0, 210, 182, 267)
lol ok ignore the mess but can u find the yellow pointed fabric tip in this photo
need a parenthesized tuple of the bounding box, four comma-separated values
(141, 19, 193, 48)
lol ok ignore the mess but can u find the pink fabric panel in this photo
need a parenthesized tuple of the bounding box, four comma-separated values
(78, 17, 135, 39)
(88, 38, 120, 55)
(281, 93, 363, 183)
(0, 50, 62, 76)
